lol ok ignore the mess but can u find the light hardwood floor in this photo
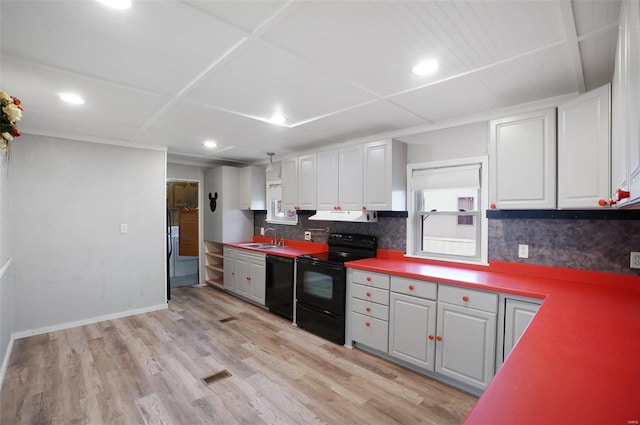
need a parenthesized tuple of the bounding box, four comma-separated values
(1, 286, 477, 425)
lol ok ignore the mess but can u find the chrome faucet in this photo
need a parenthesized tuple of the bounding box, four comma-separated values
(263, 227, 277, 244)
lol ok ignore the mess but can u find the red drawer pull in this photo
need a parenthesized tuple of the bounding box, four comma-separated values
(366, 291, 371, 297)
(428, 334, 434, 340)
(366, 276, 372, 282)
(365, 307, 371, 312)
(462, 295, 469, 302)
(436, 336, 442, 341)
(408, 285, 414, 291)
(246, 276, 251, 281)
(365, 322, 371, 327)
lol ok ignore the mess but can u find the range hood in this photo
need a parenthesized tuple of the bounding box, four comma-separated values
(308, 210, 378, 223)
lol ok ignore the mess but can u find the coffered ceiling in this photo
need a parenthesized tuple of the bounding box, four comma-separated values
(0, 0, 621, 165)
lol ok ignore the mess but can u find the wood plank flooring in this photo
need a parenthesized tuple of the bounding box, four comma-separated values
(1, 286, 477, 425)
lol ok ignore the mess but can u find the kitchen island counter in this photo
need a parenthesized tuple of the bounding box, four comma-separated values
(346, 253, 640, 424)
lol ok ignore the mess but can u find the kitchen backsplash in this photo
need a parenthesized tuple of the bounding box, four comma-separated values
(255, 212, 640, 275)
(489, 218, 640, 276)
(254, 212, 406, 251)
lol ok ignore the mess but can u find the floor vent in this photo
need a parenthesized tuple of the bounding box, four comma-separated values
(202, 370, 232, 385)
(219, 316, 237, 323)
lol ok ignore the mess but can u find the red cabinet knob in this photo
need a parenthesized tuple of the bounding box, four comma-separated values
(462, 296, 469, 302)
(232, 272, 235, 276)
(366, 276, 371, 282)
(408, 285, 414, 291)
(365, 322, 371, 327)
(362, 206, 367, 210)
(490, 203, 496, 209)
(428, 334, 434, 340)
(615, 189, 630, 202)
(246, 276, 251, 281)
(366, 292, 371, 297)
(436, 336, 442, 341)
(337, 205, 342, 210)
(333, 206, 338, 210)
(365, 307, 371, 312)
(598, 199, 608, 207)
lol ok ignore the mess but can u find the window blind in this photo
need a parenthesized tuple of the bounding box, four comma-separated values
(410, 164, 481, 191)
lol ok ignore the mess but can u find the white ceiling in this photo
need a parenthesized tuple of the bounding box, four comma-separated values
(0, 0, 621, 166)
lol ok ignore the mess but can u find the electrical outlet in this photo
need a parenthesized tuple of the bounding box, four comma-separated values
(120, 224, 128, 234)
(304, 231, 312, 241)
(260, 227, 265, 236)
(630, 252, 640, 269)
(518, 244, 529, 259)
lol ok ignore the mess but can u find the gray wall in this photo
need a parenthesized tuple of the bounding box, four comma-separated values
(0, 157, 13, 382)
(11, 135, 167, 333)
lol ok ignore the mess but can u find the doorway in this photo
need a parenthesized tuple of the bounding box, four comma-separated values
(167, 180, 200, 290)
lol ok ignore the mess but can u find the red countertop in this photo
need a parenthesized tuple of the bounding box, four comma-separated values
(224, 236, 328, 258)
(346, 252, 640, 424)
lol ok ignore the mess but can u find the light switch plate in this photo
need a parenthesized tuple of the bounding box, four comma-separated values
(120, 224, 128, 234)
(518, 244, 529, 258)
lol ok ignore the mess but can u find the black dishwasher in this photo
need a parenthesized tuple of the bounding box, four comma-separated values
(265, 255, 295, 320)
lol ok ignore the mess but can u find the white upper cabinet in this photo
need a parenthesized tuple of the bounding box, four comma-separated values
(489, 108, 557, 209)
(557, 84, 611, 209)
(316, 149, 340, 210)
(297, 153, 317, 210)
(239, 165, 266, 210)
(338, 144, 364, 210)
(280, 156, 298, 211)
(363, 139, 407, 211)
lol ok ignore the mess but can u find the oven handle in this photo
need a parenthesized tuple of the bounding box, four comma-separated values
(296, 257, 344, 272)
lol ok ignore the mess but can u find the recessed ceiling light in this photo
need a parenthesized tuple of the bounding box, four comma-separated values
(203, 140, 217, 149)
(268, 112, 286, 126)
(97, 0, 132, 9)
(58, 92, 85, 105)
(412, 58, 439, 76)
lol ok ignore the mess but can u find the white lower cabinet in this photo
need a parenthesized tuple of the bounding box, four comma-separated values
(234, 250, 266, 305)
(350, 271, 390, 352)
(223, 247, 237, 293)
(389, 292, 437, 370)
(357, 273, 499, 392)
(496, 297, 541, 370)
(435, 301, 497, 389)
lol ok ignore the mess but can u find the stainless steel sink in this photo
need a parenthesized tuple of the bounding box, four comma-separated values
(239, 243, 288, 249)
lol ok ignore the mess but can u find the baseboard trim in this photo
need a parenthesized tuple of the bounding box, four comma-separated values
(12, 303, 168, 340)
(0, 334, 14, 394)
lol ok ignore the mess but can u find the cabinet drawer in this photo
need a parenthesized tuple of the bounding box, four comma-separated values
(352, 298, 389, 321)
(352, 270, 390, 290)
(352, 283, 389, 305)
(390, 276, 437, 300)
(439, 285, 497, 313)
(351, 312, 388, 352)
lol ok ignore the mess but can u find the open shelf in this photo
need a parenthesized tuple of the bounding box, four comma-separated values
(205, 241, 224, 289)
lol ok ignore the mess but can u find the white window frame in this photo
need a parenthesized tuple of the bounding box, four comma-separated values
(406, 157, 489, 265)
(265, 180, 298, 226)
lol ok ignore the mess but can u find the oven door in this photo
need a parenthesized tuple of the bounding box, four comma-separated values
(295, 258, 345, 316)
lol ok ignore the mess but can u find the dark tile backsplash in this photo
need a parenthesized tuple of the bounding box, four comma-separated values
(254, 212, 406, 251)
(255, 213, 640, 275)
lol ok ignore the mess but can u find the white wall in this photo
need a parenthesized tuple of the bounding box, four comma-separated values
(404, 121, 489, 163)
(11, 135, 167, 334)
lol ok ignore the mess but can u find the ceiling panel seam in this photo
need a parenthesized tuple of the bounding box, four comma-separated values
(559, 0, 586, 93)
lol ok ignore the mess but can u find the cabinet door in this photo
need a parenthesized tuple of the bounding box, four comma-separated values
(435, 302, 496, 389)
(223, 249, 236, 293)
(489, 108, 557, 209)
(234, 255, 250, 298)
(297, 154, 317, 210)
(611, 23, 629, 199)
(558, 84, 611, 208)
(339, 144, 363, 210)
(363, 140, 391, 210)
(281, 157, 298, 211)
(316, 149, 339, 211)
(351, 311, 388, 352)
(388, 293, 437, 371)
(249, 259, 266, 305)
(503, 299, 540, 363)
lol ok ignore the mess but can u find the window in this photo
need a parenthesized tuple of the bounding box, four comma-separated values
(406, 157, 488, 264)
(266, 180, 298, 225)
